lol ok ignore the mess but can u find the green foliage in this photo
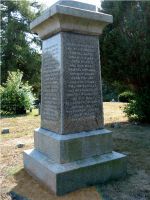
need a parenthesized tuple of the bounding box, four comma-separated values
(1, 0, 42, 96)
(124, 100, 139, 122)
(124, 88, 150, 122)
(101, 1, 150, 122)
(0, 70, 35, 114)
(118, 91, 135, 103)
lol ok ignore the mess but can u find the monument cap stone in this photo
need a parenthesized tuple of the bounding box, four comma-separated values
(52, 0, 97, 11)
(30, 0, 113, 39)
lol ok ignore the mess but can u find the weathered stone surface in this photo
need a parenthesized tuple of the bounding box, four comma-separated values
(41, 34, 62, 133)
(53, 0, 97, 12)
(23, 1, 126, 196)
(41, 32, 103, 134)
(34, 128, 112, 163)
(30, 1, 113, 39)
(24, 149, 127, 196)
(62, 32, 103, 133)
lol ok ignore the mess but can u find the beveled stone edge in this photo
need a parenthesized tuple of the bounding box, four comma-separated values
(24, 149, 126, 174)
(34, 128, 112, 141)
(52, 0, 97, 12)
(30, 4, 113, 31)
(24, 149, 127, 195)
(34, 127, 113, 163)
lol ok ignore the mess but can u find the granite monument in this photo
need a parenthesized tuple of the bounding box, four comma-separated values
(24, 0, 127, 195)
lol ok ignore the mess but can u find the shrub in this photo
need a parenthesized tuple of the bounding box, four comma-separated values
(118, 91, 135, 103)
(124, 88, 150, 122)
(0, 70, 35, 114)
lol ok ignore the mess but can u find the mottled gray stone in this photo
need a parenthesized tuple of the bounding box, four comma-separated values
(63, 33, 103, 133)
(34, 128, 112, 163)
(52, 0, 97, 12)
(30, 1, 113, 39)
(41, 34, 62, 133)
(24, 1, 127, 196)
(24, 149, 127, 196)
(41, 32, 103, 134)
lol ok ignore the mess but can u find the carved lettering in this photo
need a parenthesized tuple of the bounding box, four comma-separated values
(63, 34, 101, 120)
(41, 34, 61, 122)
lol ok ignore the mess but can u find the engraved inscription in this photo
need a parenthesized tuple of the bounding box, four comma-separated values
(63, 34, 101, 121)
(41, 34, 61, 122)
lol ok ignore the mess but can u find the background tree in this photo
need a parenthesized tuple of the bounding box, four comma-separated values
(0, 70, 35, 114)
(100, 1, 150, 122)
(1, 0, 42, 97)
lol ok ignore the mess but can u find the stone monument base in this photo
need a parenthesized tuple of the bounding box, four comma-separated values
(24, 149, 126, 195)
(33, 128, 113, 163)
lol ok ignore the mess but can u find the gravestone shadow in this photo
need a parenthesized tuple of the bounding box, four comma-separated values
(12, 169, 100, 200)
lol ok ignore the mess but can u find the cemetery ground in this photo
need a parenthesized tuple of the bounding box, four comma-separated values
(1, 103, 150, 200)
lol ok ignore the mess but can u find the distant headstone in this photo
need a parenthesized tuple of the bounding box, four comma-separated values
(111, 99, 115, 102)
(24, 0, 127, 196)
(16, 142, 25, 148)
(111, 122, 121, 128)
(1, 128, 9, 134)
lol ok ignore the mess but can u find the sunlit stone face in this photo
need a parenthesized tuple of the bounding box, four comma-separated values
(41, 34, 62, 133)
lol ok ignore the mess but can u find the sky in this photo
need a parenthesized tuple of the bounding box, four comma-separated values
(37, 0, 101, 9)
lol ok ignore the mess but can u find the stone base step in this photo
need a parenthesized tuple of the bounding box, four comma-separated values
(23, 149, 127, 196)
(34, 128, 113, 163)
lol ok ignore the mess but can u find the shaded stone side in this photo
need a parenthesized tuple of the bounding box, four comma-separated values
(62, 32, 104, 134)
(40, 32, 104, 134)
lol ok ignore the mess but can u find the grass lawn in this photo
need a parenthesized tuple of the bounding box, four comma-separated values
(0, 103, 150, 200)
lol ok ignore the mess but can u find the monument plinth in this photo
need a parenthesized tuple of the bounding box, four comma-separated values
(24, 0, 126, 195)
